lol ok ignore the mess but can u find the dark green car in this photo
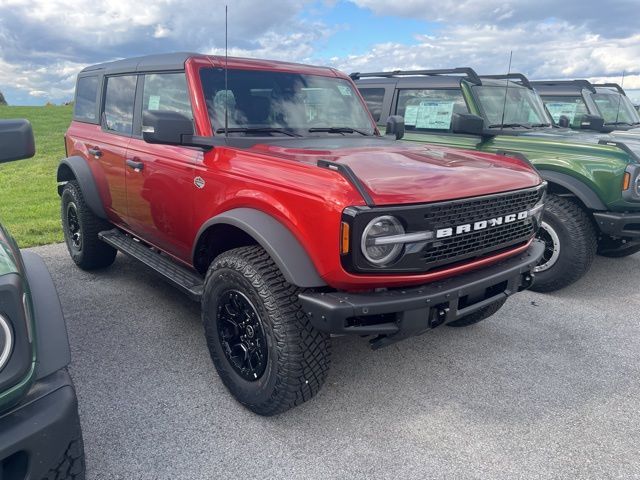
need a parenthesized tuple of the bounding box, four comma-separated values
(0, 119, 85, 479)
(354, 68, 640, 292)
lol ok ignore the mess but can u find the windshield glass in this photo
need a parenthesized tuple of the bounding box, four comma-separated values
(540, 95, 590, 128)
(473, 84, 551, 127)
(199, 68, 375, 136)
(590, 89, 640, 125)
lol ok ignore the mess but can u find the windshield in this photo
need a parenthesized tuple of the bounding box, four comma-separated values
(540, 95, 590, 128)
(590, 89, 640, 125)
(199, 68, 375, 136)
(473, 84, 551, 128)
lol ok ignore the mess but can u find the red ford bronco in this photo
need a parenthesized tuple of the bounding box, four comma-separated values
(59, 53, 545, 415)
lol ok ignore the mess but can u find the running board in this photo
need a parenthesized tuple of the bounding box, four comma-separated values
(98, 229, 203, 301)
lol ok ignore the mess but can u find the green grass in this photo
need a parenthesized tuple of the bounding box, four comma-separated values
(0, 105, 72, 247)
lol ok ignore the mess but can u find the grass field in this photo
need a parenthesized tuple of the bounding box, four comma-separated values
(0, 105, 72, 247)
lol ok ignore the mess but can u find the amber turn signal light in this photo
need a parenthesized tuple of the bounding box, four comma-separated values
(340, 222, 350, 254)
(623, 172, 631, 190)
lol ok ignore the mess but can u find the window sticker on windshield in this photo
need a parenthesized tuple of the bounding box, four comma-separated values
(337, 85, 353, 96)
(414, 101, 455, 129)
(148, 95, 161, 110)
(546, 102, 577, 123)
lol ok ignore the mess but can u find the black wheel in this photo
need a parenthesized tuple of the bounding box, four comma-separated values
(41, 427, 85, 479)
(447, 298, 507, 327)
(597, 236, 640, 258)
(530, 194, 597, 293)
(61, 181, 116, 270)
(202, 246, 331, 416)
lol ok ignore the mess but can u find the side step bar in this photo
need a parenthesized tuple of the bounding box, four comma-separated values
(98, 229, 203, 301)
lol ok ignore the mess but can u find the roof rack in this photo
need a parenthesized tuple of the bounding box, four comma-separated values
(349, 67, 481, 85)
(480, 74, 532, 89)
(529, 80, 596, 93)
(593, 83, 627, 96)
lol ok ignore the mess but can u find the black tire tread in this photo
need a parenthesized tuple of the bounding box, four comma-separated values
(41, 434, 85, 480)
(203, 246, 331, 416)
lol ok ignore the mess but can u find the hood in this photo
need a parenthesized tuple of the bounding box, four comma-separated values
(248, 138, 541, 205)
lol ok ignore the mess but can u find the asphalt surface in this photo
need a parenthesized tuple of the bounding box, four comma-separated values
(31, 243, 640, 480)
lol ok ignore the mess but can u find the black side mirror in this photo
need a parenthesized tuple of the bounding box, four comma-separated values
(385, 115, 405, 140)
(451, 113, 485, 136)
(0, 119, 35, 163)
(557, 115, 571, 128)
(142, 110, 195, 146)
(579, 114, 605, 131)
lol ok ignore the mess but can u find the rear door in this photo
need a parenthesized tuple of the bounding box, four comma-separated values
(124, 71, 200, 259)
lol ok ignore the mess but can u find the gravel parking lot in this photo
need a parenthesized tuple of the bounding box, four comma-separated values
(32, 243, 640, 480)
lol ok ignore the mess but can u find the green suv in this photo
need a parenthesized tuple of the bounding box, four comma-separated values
(354, 68, 640, 292)
(0, 119, 85, 479)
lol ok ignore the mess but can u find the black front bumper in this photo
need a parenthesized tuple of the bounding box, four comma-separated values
(593, 211, 640, 238)
(0, 369, 82, 479)
(299, 240, 544, 348)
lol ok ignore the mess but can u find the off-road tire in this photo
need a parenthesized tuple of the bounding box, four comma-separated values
(41, 433, 86, 480)
(447, 298, 507, 327)
(530, 194, 597, 293)
(597, 236, 640, 258)
(61, 181, 116, 270)
(202, 246, 331, 416)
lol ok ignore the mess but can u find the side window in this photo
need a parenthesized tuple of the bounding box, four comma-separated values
(143, 73, 193, 119)
(396, 89, 468, 131)
(359, 88, 385, 122)
(103, 75, 137, 135)
(74, 76, 99, 122)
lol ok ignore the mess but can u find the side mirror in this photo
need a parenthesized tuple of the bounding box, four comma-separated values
(142, 110, 195, 146)
(385, 115, 405, 140)
(451, 113, 485, 136)
(557, 115, 571, 128)
(579, 114, 605, 131)
(0, 119, 35, 163)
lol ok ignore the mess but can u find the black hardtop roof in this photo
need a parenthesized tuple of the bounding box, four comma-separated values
(530, 79, 597, 95)
(353, 68, 531, 89)
(80, 52, 197, 75)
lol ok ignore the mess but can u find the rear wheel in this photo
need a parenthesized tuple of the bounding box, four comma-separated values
(202, 246, 331, 416)
(447, 298, 507, 327)
(530, 195, 597, 292)
(61, 181, 116, 270)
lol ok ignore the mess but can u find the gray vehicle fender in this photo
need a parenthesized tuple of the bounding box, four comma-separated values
(539, 170, 607, 211)
(57, 156, 107, 219)
(195, 208, 327, 288)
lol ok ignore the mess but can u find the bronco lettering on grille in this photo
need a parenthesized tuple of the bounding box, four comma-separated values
(435, 211, 529, 239)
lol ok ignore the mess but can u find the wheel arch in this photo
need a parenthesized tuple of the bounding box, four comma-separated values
(539, 170, 607, 211)
(192, 208, 326, 288)
(57, 157, 107, 219)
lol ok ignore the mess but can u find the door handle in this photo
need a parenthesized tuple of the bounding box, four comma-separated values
(88, 147, 102, 158)
(126, 159, 144, 172)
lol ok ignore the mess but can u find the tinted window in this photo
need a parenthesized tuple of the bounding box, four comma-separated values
(103, 75, 137, 135)
(540, 95, 589, 127)
(143, 73, 193, 119)
(474, 86, 550, 127)
(359, 88, 385, 122)
(396, 89, 468, 131)
(74, 76, 99, 122)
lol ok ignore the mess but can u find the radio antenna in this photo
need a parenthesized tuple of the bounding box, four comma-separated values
(614, 71, 625, 125)
(224, 4, 229, 138)
(499, 51, 513, 133)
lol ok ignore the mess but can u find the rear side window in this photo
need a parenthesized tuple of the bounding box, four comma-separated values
(103, 75, 137, 135)
(359, 88, 385, 122)
(143, 73, 193, 119)
(396, 89, 468, 131)
(74, 76, 99, 123)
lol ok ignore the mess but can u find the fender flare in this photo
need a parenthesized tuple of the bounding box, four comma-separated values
(538, 170, 607, 211)
(194, 208, 326, 288)
(57, 156, 107, 219)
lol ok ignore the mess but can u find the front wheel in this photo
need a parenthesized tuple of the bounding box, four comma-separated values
(202, 246, 331, 416)
(530, 194, 597, 293)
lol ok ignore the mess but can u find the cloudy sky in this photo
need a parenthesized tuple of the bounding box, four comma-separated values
(1, 0, 639, 105)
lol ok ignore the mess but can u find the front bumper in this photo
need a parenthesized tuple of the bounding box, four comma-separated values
(299, 240, 544, 348)
(0, 369, 82, 479)
(593, 211, 640, 238)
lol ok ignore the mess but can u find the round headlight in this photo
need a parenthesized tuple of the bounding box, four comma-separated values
(361, 215, 405, 266)
(0, 313, 13, 373)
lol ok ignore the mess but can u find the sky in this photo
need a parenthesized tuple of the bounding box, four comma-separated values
(1, 0, 639, 105)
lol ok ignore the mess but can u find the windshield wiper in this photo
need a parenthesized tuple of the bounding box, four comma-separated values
(604, 121, 634, 126)
(216, 127, 301, 137)
(487, 123, 532, 129)
(308, 127, 370, 136)
(529, 123, 551, 128)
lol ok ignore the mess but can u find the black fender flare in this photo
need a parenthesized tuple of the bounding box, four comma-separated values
(21, 252, 71, 381)
(193, 208, 327, 288)
(538, 170, 607, 211)
(57, 156, 107, 219)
